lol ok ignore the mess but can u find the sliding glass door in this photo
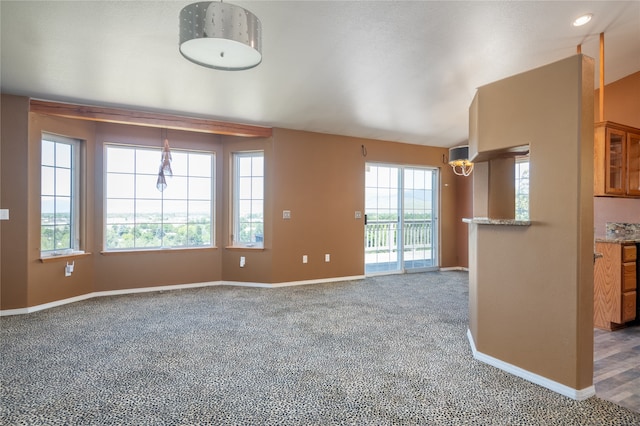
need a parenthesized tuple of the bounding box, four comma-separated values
(365, 165, 401, 273)
(402, 167, 437, 270)
(365, 164, 438, 274)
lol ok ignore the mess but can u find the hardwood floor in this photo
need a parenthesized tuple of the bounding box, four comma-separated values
(594, 324, 640, 413)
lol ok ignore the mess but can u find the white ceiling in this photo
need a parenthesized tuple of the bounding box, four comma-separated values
(1, 1, 639, 147)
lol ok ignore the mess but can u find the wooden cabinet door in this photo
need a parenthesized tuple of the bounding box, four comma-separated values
(622, 291, 636, 323)
(594, 125, 607, 196)
(605, 128, 626, 195)
(594, 242, 622, 328)
(623, 263, 636, 292)
(594, 243, 637, 328)
(622, 244, 637, 262)
(627, 132, 640, 196)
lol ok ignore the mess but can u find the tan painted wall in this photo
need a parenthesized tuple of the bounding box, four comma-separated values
(221, 128, 457, 283)
(487, 158, 515, 220)
(1, 95, 30, 309)
(595, 71, 640, 128)
(1, 97, 459, 309)
(269, 129, 364, 283)
(463, 71, 640, 271)
(469, 55, 595, 390)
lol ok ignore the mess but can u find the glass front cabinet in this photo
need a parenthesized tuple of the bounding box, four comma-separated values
(594, 122, 640, 198)
(627, 131, 640, 196)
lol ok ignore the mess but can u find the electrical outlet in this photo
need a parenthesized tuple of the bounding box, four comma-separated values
(355, 211, 362, 219)
(283, 210, 291, 219)
(325, 254, 330, 262)
(302, 255, 308, 264)
(65, 261, 74, 277)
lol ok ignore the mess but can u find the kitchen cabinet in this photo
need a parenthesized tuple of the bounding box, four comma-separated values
(594, 122, 640, 197)
(594, 242, 637, 330)
(628, 131, 640, 196)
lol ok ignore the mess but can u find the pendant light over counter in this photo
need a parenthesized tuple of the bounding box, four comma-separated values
(179, 1, 262, 71)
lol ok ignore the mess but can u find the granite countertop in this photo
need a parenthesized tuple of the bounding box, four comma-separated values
(462, 217, 531, 226)
(595, 236, 640, 244)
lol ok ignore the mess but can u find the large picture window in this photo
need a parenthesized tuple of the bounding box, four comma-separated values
(41, 134, 82, 256)
(105, 144, 214, 250)
(232, 151, 264, 247)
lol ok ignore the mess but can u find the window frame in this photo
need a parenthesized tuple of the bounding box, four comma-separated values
(40, 133, 82, 257)
(515, 155, 530, 221)
(232, 151, 265, 248)
(103, 143, 215, 251)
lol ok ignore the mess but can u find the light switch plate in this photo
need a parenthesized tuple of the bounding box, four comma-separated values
(0, 209, 8, 220)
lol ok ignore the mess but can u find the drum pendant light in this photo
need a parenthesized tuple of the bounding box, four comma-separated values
(179, 1, 262, 71)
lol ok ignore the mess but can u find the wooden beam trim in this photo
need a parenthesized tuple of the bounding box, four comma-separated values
(29, 99, 272, 138)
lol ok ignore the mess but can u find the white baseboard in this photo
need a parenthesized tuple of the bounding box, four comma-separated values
(466, 329, 595, 401)
(223, 275, 365, 288)
(1, 293, 97, 316)
(0, 281, 223, 316)
(0, 275, 366, 316)
(93, 281, 222, 298)
(0, 307, 33, 316)
(440, 266, 469, 271)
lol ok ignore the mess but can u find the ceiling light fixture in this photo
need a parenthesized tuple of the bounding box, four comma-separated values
(448, 145, 474, 176)
(573, 13, 593, 27)
(179, 1, 262, 70)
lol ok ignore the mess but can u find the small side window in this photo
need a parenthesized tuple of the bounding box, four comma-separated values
(41, 134, 82, 256)
(515, 156, 530, 220)
(232, 151, 264, 247)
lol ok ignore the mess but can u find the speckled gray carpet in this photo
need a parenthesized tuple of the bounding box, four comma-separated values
(1, 271, 639, 425)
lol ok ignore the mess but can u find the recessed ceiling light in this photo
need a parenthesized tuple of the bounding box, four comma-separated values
(573, 13, 593, 27)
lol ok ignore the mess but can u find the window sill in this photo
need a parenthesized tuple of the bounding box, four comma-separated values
(100, 247, 217, 256)
(225, 245, 265, 251)
(40, 252, 91, 263)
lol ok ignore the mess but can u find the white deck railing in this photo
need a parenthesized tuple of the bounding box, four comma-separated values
(365, 219, 432, 261)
